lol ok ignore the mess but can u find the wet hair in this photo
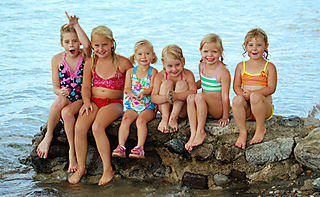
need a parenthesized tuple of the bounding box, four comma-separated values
(60, 24, 76, 42)
(129, 40, 158, 65)
(243, 28, 269, 59)
(91, 25, 118, 71)
(200, 33, 224, 62)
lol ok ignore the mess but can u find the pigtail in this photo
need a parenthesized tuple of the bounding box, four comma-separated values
(151, 55, 158, 64)
(129, 54, 136, 65)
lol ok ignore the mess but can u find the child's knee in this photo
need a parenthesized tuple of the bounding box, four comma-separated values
(194, 93, 204, 103)
(61, 107, 73, 120)
(232, 95, 245, 106)
(91, 122, 104, 136)
(250, 93, 264, 104)
(136, 117, 147, 127)
(53, 96, 68, 109)
(187, 94, 195, 104)
(162, 80, 174, 89)
(175, 80, 187, 91)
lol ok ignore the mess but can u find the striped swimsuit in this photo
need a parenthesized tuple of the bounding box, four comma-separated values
(200, 63, 222, 92)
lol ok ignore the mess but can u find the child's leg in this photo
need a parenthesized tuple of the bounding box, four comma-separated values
(37, 95, 69, 159)
(191, 93, 208, 146)
(158, 80, 173, 133)
(92, 103, 122, 186)
(135, 109, 156, 148)
(61, 99, 83, 173)
(232, 95, 250, 149)
(168, 80, 188, 132)
(249, 93, 273, 144)
(185, 94, 197, 151)
(68, 102, 98, 184)
(118, 109, 138, 146)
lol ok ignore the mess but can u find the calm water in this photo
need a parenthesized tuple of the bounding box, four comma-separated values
(0, 0, 319, 196)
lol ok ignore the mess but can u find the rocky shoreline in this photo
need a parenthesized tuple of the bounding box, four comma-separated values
(28, 114, 320, 195)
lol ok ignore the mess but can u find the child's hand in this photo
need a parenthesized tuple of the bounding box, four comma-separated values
(125, 91, 136, 101)
(79, 102, 93, 116)
(136, 92, 145, 101)
(218, 118, 229, 127)
(59, 87, 69, 97)
(64, 11, 79, 28)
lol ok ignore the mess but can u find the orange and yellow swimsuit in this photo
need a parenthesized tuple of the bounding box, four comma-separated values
(241, 61, 274, 120)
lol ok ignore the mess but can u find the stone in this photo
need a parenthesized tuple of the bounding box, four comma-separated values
(294, 128, 320, 171)
(213, 173, 229, 186)
(245, 137, 294, 165)
(182, 172, 208, 189)
(313, 178, 320, 192)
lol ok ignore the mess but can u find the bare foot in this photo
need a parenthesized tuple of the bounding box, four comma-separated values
(250, 129, 266, 145)
(192, 130, 206, 147)
(168, 116, 178, 133)
(36, 134, 53, 159)
(235, 132, 247, 149)
(158, 118, 169, 133)
(67, 152, 78, 173)
(98, 170, 114, 186)
(185, 135, 195, 151)
(68, 168, 86, 184)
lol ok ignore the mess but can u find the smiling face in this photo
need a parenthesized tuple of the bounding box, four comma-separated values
(200, 42, 222, 65)
(162, 58, 184, 77)
(134, 45, 154, 67)
(61, 32, 80, 57)
(91, 34, 114, 58)
(245, 36, 268, 60)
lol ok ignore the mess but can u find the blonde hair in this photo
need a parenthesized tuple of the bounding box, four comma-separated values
(200, 33, 224, 62)
(243, 28, 269, 59)
(129, 40, 158, 65)
(91, 25, 118, 71)
(60, 24, 76, 42)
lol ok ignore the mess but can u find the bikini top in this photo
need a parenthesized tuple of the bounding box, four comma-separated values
(92, 59, 125, 90)
(241, 61, 268, 86)
(200, 63, 222, 92)
(59, 52, 84, 86)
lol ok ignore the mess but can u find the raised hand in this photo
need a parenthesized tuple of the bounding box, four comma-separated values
(64, 11, 79, 28)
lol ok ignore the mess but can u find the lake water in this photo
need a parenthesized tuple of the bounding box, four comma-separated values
(0, 0, 319, 196)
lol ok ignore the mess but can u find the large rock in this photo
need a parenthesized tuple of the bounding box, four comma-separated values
(28, 115, 320, 190)
(294, 128, 320, 171)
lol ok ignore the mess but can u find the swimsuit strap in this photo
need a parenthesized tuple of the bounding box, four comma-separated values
(215, 63, 222, 78)
(165, 71, 168, 80)
(263, 61, 269, 71)
(133, 66, 137, 75)
(201, 62, 206, 75)
(147, 66, 153, 78)
(181, 70, 183, 80)
(242, 61, 246, 75)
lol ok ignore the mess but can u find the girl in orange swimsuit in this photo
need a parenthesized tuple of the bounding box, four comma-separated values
(232, 28, 277, 149)
(68, 25, 133, 185)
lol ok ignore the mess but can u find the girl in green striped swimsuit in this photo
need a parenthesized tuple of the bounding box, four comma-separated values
(185, 33, 231, 151)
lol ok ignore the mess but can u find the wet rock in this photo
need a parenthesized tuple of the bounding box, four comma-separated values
(245, 137, 294, 165)
(294, 128, 320, 171)
(182, 172, 208, 189)
(313, 178, 320, 192)
(164, 137, 186, 154)
(280, 116, 304, 127)
(213, 173, 229, 186)
(190, 143, 214, 161)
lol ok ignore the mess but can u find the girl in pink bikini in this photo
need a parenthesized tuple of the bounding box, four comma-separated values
(68, 25, 133, 185)
(112, 40, 158, 159)
(37, 12, 91, 173)
(185, 33, 231, 151)
(151, 44, 197, 133)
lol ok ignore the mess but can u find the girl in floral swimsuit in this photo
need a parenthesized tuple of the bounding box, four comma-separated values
(68, 25, 132, 186)
(112, 40, 158, 159)
(36, 12, 91, 174)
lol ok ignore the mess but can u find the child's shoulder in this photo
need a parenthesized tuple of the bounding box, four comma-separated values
(51, 52, 64, 65)
(183, 68, 195, 76)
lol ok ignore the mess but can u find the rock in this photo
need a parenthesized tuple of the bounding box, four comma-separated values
(294, 128, 320, 171)
(313, 178, 320, 192)
(29, 115, 320, 190)
(213, 173, 229, 186)
(245, 137, 294, 165)
(182, 172, 208, 189)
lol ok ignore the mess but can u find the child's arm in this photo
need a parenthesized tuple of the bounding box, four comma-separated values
(65, 11, 91, 59)
(195, 79, 201, 89)
(79, 59, 93, 115)
(172, 70, 197, 101)
(219, 66, 231, 127)
(151, 72, 170, 104)
(51, 53, 69, 97)
(137, 68, 158, 100)
(124, 68, 135, 99)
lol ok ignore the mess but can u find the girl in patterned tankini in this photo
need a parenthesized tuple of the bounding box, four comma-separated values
(36, 12, 91, 174)
(112, 40, 158, 159)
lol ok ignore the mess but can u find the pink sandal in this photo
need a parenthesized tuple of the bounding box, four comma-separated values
(112, 145, 126, 158)
(129, 146, 145, 159)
